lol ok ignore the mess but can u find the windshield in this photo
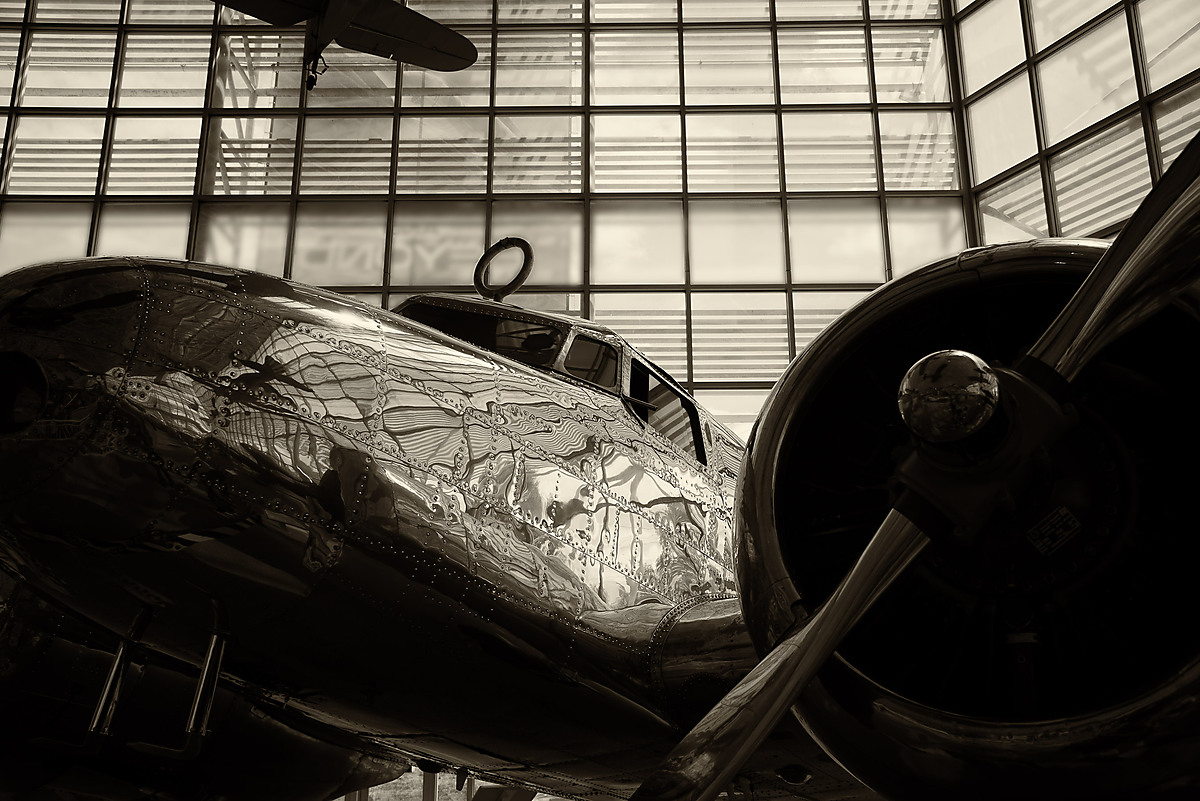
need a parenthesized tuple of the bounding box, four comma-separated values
(398, 300, 566, 369)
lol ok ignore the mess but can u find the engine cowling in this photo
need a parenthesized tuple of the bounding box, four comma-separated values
(737, 239, 1200, 800)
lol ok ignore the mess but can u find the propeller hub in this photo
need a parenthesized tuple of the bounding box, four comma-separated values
(898, 349, 1000, 443)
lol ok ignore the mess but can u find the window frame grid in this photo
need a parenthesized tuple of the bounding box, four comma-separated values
(14, 1, 1198, 395)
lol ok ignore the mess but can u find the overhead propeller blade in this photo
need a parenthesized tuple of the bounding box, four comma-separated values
(630, 508, 929, 801)
(1026, 131, 1200, 383)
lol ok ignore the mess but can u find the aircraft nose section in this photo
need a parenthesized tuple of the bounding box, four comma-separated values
(0, 259, 146, 500)
(0, 350, 48, 435)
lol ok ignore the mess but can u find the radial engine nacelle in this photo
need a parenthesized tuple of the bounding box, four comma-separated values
(736, 238, 1200, 800)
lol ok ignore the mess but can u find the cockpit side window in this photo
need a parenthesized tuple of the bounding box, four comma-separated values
(398, 301, 565, 369)
(563, 334, 619, 389)
(629, 358, 706, 464)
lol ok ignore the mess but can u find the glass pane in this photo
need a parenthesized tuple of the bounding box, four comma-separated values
(1051, 118, 1151, 236)
(784, 113, 876, 191)
(1139, 0, 1200, 92)
(872, 26, 949, 102)
(683, 29, 776, 106)
(217, 4, 265, 23)
(409, 0, 492, 24)
(95, 204, 190, 258)
(519, 292, 582, 315)
(691, 388, 768, 441)
(215, 33, 304, 110)
(688, 201, 786, 284)
(591, 30, 680, 105)
(300, 116, 393, 194)
(887, 197, 966, 277)
(788, 198, 885, 282)
(686, 113, 778, 192)
(792, 291, 869, 350)
(591, 292, 686, 376)
(396, 115, 489, 193)
(391, 201, 486, 286)
(691, 292, 790, 382)
(23, 32, 116, 107)
(1038, 13, 1137, 145)
(401, 30, 491, 108)
(591, 201, 685, 284)
(879, 111, 958, 189)
(592, 114, 682, 192)
(958, 0, 1024, 95)
(108, 116, 202, 194)
(683, 0, 768, 21)
(591, 0, 676, 21)
(306, 42, 397, 108)
(977, 166, 1049, 244)
(564, 335, 620, 388)
(292, 202, 387, 286)
(401, 303, 566, 366)
(203, 115, 297, 194)
(641, 372, 701, 460)
(0, 0, 21, 21)
(493, 115, 583, 192)
(7, 115, 104, 195)
(777, 28, 870, 104)
(118, 32, 210, 107)
(197, 202, 289, 274)
(33, 0, 119, 22)
(128, 0, 215, 23)
(1154, 83, 1200, 171)
(495, 29, 584, 106)
(776, 0, 862, 19)
(491, 201, 583, 284)
(1028, 0, 1109, 50)
(967, 75, 1038, 182)
(869, 0, 940, 19)
(0, 203, 91, 275)
(0, 31, 19, 102)
(497, 0, 583, 22)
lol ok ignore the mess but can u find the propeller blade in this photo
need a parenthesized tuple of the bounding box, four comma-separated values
(1026, 131, 1200, 383)
(631, 508, 929, 801)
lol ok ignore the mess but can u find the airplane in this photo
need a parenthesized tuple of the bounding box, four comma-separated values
(1, 128, 1199, 801)
(213, 0, 478, 87)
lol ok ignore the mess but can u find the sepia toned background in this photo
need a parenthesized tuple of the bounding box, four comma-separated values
(0, 0, 1196, 436)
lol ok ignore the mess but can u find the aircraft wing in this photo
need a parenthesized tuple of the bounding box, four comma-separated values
(332, 0, 477, 72)
(216, 0, 477, 72)
(218, 0, 321, 26)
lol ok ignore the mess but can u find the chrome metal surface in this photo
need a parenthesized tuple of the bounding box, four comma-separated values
(738, 236, 1200, 800)
(897, 349, 1000, 443)
(631, 508, 927, 801)
(0, 256, 870, 801)
(1027, 124, 1200, 383)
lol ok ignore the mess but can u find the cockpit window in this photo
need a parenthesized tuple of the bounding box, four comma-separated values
(398, 301, 565, 369)
(563, 334, 619, 389)
(630, 358, 706, 464)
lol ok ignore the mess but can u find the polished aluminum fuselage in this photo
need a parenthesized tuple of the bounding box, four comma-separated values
(0, 258, 771, 798)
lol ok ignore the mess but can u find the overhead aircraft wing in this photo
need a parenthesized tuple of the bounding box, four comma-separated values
(218, 0, 321, 26)
(215, 0, 477, 73)
(332, 0, 477, 72)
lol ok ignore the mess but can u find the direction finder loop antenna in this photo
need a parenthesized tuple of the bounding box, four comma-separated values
(474, 237, 534, 301)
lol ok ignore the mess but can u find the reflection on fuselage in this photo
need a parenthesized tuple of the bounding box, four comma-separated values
(0, 257, 754, 798)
